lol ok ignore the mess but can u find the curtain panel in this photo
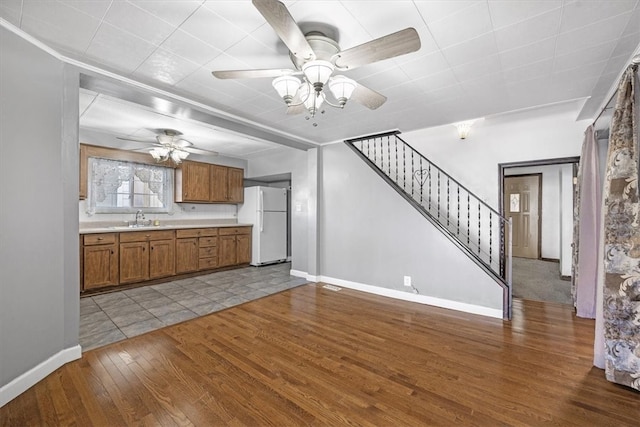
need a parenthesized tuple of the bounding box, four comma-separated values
(602, 64, 640, 390)
(572, 125, 600, 319)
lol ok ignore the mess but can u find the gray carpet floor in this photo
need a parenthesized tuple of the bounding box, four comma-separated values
(512, 257, 572, 305)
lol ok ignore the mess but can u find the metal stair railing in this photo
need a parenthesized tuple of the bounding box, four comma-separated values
(345, 131, 512, 319)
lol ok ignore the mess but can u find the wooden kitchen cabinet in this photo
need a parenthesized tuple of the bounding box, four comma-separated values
(119, 230, 175, 284)
(80, 226, 251, 293)
(119, 242, 149, 284)
(82, 233, 118, 290)
(175, 160, 244, 204)
(227, 167, 244, 203)
(219, 227, 252, 267)
(175, 237, 198, 274)
(176, 161, 211, 202)
(150, 239, 175, 279)
(210, 165, 228, 202)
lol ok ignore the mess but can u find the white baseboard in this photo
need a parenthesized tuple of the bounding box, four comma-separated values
(319, 275, 503, 319)
(0, 345, 82, 408)
(290, 269, 319, 282)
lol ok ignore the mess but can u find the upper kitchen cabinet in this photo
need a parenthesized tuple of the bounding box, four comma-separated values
(176, 160, 244, 204)
(175, 161, 211, 202)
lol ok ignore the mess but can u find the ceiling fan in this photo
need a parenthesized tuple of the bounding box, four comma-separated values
(117, 129, 218, 164)
(212, 0, 421, 121)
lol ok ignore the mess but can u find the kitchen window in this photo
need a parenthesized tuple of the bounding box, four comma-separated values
(87, 157, 173, 214)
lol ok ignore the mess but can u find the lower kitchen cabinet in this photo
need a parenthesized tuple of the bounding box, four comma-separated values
(219, 227, 252, 267)
(119, 242, 149, 284)
(81, 226, 251, 292)
(119, 230, 175, 284)
(82, 233, 119, 290)
(150, 239, 175, 279)
(175, 237, 198, 273)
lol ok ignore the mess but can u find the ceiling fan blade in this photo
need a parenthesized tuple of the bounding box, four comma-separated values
(116, 136, 156, 144)
(184, 147, 219, 156)
(212, 69, 299, 79)
(252, 0, 315, 61)
(334, 28, 421, 70)
(350, 83, 387, 110)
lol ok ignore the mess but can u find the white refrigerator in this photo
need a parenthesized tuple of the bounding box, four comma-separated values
(237, 186, 287, 266)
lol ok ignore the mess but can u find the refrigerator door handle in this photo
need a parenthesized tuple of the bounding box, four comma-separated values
(259, 190, 264, 232)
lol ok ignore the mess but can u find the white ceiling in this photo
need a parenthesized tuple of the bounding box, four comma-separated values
(2, 0, 639, 152)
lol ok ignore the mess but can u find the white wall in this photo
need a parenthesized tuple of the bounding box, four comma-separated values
(0, 27, 80, 406)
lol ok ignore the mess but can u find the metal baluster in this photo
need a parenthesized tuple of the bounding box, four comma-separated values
(395, 136, 399, 183)
(489, 211, 493, 265)
(403, 141, 406, 192)
(500, 219, 505, 279)
(419, 157, 424, 203)
(457, 186, 460, 235)
(378, 137, 383, 171)
(387, 135, 391, 176)
(446, 178, 450, 227)
(437, 170, 441, 219)
(411, 149, 414, 196)
(478, 202, 481, 255)
(428, 163, 432, 212)
(467, 193, 470, 245)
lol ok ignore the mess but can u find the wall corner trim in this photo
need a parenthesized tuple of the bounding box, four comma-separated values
(319, 275, 504, 319)
(0, 345, 82, 408)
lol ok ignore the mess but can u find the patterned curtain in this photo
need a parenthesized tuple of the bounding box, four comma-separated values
(602, 64, 639, 390)
(571, 125, 600, 319)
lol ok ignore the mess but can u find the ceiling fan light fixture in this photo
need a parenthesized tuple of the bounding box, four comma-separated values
(170, 149, 189, 164)
(272, 75, 301, 105)
(150, 146, 169, 160)
(302, 60, 334, 89)
(328, 75, 357, 107)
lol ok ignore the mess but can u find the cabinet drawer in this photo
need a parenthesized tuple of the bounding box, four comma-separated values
(219, 226, 251, 236)
(84, 233, 117, 245)
(199, 256, 218, 270)
(176, 228, 218, 238)
(199, 236, 217, 247)
(120, 230, 175, 242)
(199, 246, 218, 258)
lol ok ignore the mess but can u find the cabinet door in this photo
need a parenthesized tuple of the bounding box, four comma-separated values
(236, 234, 251, 265)
(83, 244, 118, 290)
(182, 161, 210, 202)
(176, 238, 199, 273)
(210, 164, 228, 202)
(218, 235, 237, 267)
(120, 242, 149, 284)
(150, 239, 175, 279)
(227, 167, 244, 203)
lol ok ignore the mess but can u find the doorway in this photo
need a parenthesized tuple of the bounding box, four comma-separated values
(503, 174, 541, 259)
(499, 157, 579, 304)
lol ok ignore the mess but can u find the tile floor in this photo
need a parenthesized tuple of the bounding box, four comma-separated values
(80, 262, 307, 351)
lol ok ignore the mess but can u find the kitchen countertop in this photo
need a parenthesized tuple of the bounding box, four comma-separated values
(80, 219, 253, 234)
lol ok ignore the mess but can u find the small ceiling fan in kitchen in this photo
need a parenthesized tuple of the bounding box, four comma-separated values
(117, 129, 218, 164)
(211, 0, 421, 122)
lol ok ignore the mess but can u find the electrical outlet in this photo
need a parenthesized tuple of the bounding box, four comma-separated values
(403, 276, 412, 287)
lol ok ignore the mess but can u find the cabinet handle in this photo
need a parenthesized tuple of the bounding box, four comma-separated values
(142, 247, 145, 252)
(97, 237, 104, 241)
(111, 250, 114, 255)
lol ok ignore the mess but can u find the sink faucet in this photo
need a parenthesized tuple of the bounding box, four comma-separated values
(135, 210, 145, 226)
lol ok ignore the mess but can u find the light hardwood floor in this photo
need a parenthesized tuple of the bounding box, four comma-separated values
(1, 284, 638, 426)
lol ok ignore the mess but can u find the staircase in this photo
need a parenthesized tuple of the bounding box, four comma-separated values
(345, 131, 513, 319)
